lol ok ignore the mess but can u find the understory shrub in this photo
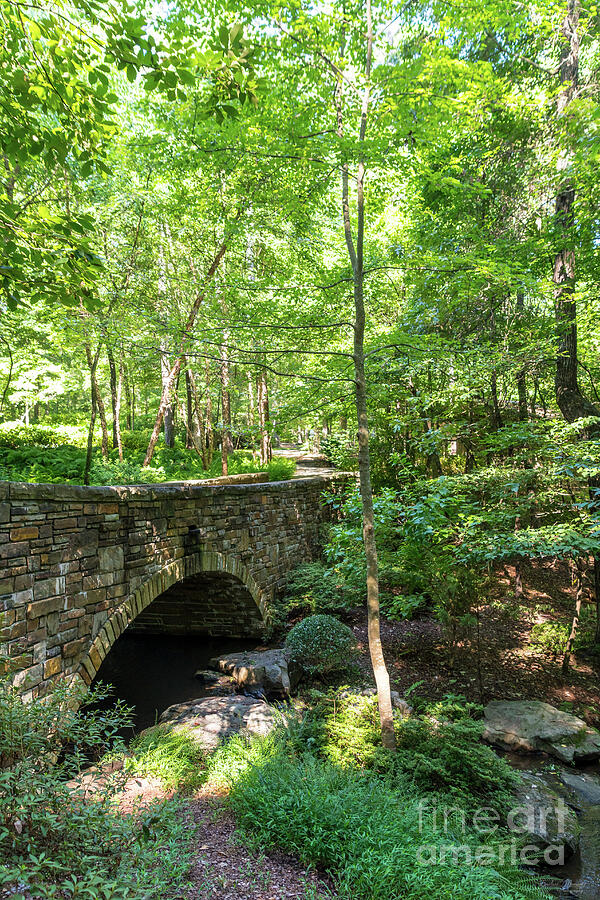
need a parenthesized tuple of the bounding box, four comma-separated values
(0, 428, 296, 485)
(530, 606, 597, 656)
(285, 614, 358, 675)
(0, 422, 88, 449)
(0, 678, 195, 899)
(283, 562, 351, 614)
(298, 691, 517, 801)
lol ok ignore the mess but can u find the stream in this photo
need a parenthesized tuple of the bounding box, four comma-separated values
(504, 753, 600, 899)
(91, 631, 257, 733)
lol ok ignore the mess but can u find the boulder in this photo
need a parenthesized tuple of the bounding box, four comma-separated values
(514, 771, 579, 859)
(208, 649, 301, 697)
(157, 695, 277, 750)
(483, 700, 600, 765)
(193, 669, 235, 694)
(561, 772, 600, 807)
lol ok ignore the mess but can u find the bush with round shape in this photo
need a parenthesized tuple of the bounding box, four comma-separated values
(285, 614, 358, 675)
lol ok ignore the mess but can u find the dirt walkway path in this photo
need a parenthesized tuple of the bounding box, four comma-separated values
(183, 789, 333, 900)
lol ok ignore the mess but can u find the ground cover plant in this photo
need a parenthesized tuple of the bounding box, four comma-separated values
(0, 423, 295, 485)
(205, 695, 547, 900)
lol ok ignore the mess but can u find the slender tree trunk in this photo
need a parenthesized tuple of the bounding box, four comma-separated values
(257, 367, 271, 465)
(516, 291, 528, 422)
(188, 368, 209, 469)
(247, 371, 256, 430)
(185, 367, 194, 450)
(161, 342, 175, 449)
(123, 361, 132, 431)
(85, 344, 109, 459)
(84, 391, 97, 486)
(335, 0, 395, 749)
(563, 558, 584, 674)
(220, 340, 233, 475)
(107, 347, 123, 460)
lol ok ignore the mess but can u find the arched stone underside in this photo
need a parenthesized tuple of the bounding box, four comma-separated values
(78, 551, 268, 686)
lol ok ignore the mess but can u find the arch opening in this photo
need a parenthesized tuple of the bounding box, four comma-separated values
(79, 551, 269, 688)
(85, 555, 268, 731)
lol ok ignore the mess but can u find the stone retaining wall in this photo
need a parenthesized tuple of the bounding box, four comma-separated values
(0, 474, 348, 698)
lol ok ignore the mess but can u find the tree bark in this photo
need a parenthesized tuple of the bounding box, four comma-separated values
(563, 557, 584, 674)
(257, 367, 272, 465)
(123, 361, 132, 431)
(85, 344, 109, 459)
(107, 346, 123, 460)
(185, 366, 194, 450)
(516, 291, 528, 422)
(220, 340, 233, 475)
(188, 367, 209, 469)
(335, 0, 395, 749)
(160, 342, 175, 449)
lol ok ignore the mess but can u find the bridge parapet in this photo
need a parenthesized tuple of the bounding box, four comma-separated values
(0, 474, 349, 697)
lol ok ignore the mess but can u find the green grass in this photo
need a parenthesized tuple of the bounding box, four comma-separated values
(123, 726, 206, 791)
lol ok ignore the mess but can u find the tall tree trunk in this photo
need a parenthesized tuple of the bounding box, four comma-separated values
(220, 340, 233, 475)
(563, 557, 584, 674)
(257, 367, 271, 465)
(185, 366, 194, 450)
(160, 342, 175, 449)
(107, 346, 123, 460)
(85, 344, 109, 459)
(516, 291, 528, 422)
(83, 391, 97, 486)
(123, 361, 132, 431)
(335, 0, 395, 749)
(188, 368, 209, 469)
(247, 370, 256, 430)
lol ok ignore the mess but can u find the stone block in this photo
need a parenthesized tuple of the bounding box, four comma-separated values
(9, 526, 39, 541)
(98, 545, 124, 573)
(33, 577, 65, 601)
(27, 596, 63, 619)
(44, 655, 62, 679)
(63, 638, 86, 659)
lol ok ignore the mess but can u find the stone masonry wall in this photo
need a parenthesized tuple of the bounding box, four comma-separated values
(0, 474, 348, 698)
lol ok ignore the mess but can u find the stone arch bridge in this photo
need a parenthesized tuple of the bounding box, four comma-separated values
(0, 472, 347, 697)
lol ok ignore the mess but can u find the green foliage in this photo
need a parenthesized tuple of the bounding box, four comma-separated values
(124, 726, 206, 791)
(529, 605, 597, 656)
(0, 678, 195, 898)
(283, 562, 351, 614)
(285, 614, 358, 675)
(0, 427, 296, 485)
(219, 738, 544, 900)
(265, 457, 297, 481)
(0, 422, 88, 449)
(529, 622, 570, 656)
(297, 691, 516, 801)
(321, 435, 358, 471)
